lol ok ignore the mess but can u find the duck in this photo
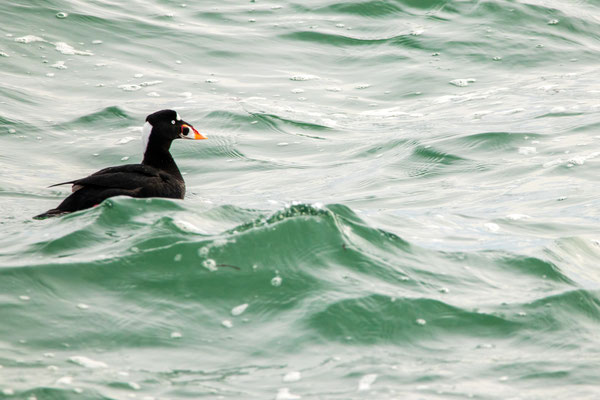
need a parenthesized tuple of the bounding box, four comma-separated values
(34, 109, 206, 219)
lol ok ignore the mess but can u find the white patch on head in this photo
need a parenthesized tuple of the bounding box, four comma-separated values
(176, 112, 181, 121)
(141, 121, 152, 154)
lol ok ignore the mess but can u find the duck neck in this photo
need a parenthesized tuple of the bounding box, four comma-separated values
(142, 141, 183, 180)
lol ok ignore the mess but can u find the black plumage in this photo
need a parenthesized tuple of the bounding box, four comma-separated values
(34, 109, 206, 219)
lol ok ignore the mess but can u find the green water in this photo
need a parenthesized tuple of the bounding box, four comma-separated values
(1, 0, 600, 398)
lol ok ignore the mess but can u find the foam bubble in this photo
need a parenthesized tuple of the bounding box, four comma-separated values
(51, 61, 67, 69)
(506, 214, 530, 220)
(358, 374, 377, 391)
(290, 74, 319, 81)
(202, 259, 217, 271)
(484, 223, 500, 233)
(55, 42, 93, 56)
(276, 388, 301, 399)
(118, 84, 142, 92)
(271, 276, 282, 287)
(450, 78, 476, 87)
(518, 147, 536, 155)
(140, 80, 163, 87)
(56, 376, 73, 385)
(222, 319, 233, 328)
(283, 371, 301, 382)
(69, 356, 107, 369)
(15, 35, 45, 43)
(231, 303, 248, 316)
(173, 219, 205, 234)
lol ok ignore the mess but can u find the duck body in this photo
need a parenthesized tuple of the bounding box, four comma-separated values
(34, 109, 206, 219)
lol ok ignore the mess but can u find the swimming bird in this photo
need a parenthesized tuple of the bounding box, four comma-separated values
(34, 109, 206, 219)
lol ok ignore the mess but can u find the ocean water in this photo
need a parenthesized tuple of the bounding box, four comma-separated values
(1, 0, 600, 398)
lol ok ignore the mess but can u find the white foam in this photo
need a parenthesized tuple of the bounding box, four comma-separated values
(51, 61, 67, 69)
(283, 371, 301, 382)
(119, 84, 142, 92)
(140, 80, 163, 87)
(518, 147, 536, 155)
(276, 388, 301, 399)
(171, 331, 182, 338)
(222, 319, 233, 328)
(484, 223, 500, 233)
(358, 374, 377, 391)
(56, 376, 73, 385)
(506, 214, 530, 221)
(290, 74, 319, 81)
(55, 42, 93, 56)
(173, 219, 205, 234)
(202, 259, 217, 271)
(15, 35, 45, 43)
(271, 276, 282, 287)
(69, 356, 107, 369)
(567, 152, 600, 166)
(231, 303, 248, 316)
(115, 136, 135, 145)
(450, 78, 476, 87)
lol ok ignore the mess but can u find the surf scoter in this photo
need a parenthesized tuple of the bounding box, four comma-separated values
(34, 109, 206, 219)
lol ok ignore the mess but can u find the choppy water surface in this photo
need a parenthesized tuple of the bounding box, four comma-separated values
(1, 0, 600, 398)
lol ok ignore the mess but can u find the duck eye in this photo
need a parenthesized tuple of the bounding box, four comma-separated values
(182, 127, 190, 135)
(171, 120, 176, 125)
